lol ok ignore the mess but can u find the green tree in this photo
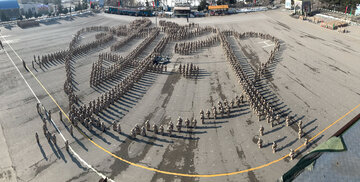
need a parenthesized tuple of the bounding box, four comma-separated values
(58, 4, 64, 14)
(229, 0, 236, 4)
(198, 0, 208, 11)
(83, 0, 89, 9)
(26, 9, 33, 19)
(1, 12, 9, 21)
(63, 7, 68, 14)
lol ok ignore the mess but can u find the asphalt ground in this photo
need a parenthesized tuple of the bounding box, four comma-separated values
(0, 8, 360, 182)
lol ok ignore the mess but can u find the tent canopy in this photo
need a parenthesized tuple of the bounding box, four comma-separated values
(208, 5, 229, 10)
(0, 0, 20, 10)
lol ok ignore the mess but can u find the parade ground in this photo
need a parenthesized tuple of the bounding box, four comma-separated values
(0, 8, 360, 182)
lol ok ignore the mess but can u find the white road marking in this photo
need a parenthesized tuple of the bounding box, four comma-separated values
(0, 32, 114, 182)
(262, 44, 275, 48)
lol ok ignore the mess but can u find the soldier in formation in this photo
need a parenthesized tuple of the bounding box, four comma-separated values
(175, 35, 219, 55)
(178, 63, 200, 78)
(257, 138, 263, 148)
(272, 142, 277, 153)
(259, 125, 264, 136)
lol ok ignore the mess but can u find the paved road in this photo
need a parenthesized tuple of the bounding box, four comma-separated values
(0, 8, 359, 182)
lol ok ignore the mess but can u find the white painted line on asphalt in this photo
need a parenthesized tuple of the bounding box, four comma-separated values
(0, 37, 40, 103)
(257, 40, 270, 44)
(0, 32, 114, 182)
(262, 44, 275, 48)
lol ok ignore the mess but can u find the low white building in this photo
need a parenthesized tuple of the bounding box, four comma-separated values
(19, 3, 54, 15)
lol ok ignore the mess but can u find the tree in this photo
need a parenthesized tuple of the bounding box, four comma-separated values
(229, 0, 236, 4)
(198, 0, 208, 11)
(1, 12, 9, 21)
(83, 0, 89, 9)
(320, 0, 360, 12)
(26, 9, 33, 19)
(58, 4, 64, 14)
(63, 7, 68, 14)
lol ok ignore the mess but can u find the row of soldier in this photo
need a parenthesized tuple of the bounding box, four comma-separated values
(91, 29, 160, 87)
(33, 31, 113, 72)
(199, 96, 244, 123)
(70, 32, 171, 134)
(219, 31, 279, 128)
(109, 25, 128, 37)
(74, 53, 160, 124)
(130, 117, 198, 138)
(159, 20, 215, 41)
(232, 31, 281, 80)
(110, 19, 152, 51)
(87, 25, 170, 117)
(32, 50, 68, 70)
(168, 26, 216, 41)
(178, 63, 200, 78)
(174, 35, 219, 55)
(220, 30, 309, 159)
(70, 26, 111, 49)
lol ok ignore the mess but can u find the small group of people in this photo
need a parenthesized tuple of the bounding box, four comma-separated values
(178, 63, 200, 78)
(200, 97, 239, 122)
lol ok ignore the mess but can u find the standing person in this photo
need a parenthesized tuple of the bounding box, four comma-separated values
(272, 142, 277, 153)
(35, 132, 39, 143)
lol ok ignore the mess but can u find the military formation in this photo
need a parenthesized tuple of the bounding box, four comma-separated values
(160, 20, 216, 41)
(90, 28, 160, 87)
(33, 26, 115, 71)
(33, 19, 308, 162)
(218, 29, 306, 159)
(110, 19, 152, 51)
(178, 63, 200, 78)
(174, 35, 219, 55)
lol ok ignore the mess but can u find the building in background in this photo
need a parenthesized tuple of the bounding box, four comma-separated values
(285, 0, 291, 9)
(19, 3, 53, 15)
(0, 0, 20, 20)
(294, 0, 311, 15)
(173, 2, 191, 17)
(355, 4, 360, 16)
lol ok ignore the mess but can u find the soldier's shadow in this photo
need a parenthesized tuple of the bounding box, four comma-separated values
(37, 143, 48, 161)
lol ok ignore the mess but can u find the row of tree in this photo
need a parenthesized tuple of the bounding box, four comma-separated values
(320, 0, 360, 12)
(20, 1, 89, 20)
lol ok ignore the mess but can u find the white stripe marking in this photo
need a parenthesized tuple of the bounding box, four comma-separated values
(0, 32, 113, 182)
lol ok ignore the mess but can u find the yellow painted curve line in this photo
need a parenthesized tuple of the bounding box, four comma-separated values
(26, 64, 360, 177)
